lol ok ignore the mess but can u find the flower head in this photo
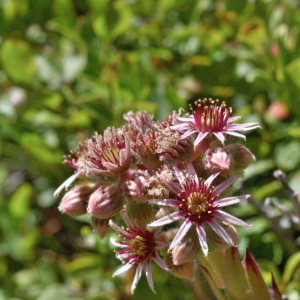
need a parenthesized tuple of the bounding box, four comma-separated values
(109, 219, 168, 294)
(170, 98, 261, 146)
(84, 131, 131, 177)
(148, 163, 250, 256)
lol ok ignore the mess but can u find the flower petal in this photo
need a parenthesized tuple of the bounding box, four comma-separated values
(224, 131, 246, 140)
(131, 262, 144, 294)
(196, 223, 208, 257)
(227, 116, 241, 123)
(173, 167, 186, 189)
(207, 218, 234, 246)
(153, 253, 169, 271)
(204, 172, 219, 189)
(113, 262, 133, 277)
(54, 172, 80, 197)
(212, 210, 251, 227)
(188, 163, 199, 188)
(146, 259, 155, 293)
(148, 199, 182, 207)
(177, 116, 195, 122)
(109, 220, 131, 237)
(168, 219, 192, 251)
(180, 129, 198, 140)
(170, 123, 191, 131)
(154, 241, 168, 249)
(148, 211, 184, 227)
(158, 175, 182, 195)
(120, 210, 133, 227)
(213, 195, 250, 207)
(194, 132, 208, 146)
(211, 176, 237, 198)
(213, 132, 225, 144)
(110, 237, 127, 248)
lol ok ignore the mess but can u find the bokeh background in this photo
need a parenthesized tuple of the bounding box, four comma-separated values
(1, 0, 300, 299)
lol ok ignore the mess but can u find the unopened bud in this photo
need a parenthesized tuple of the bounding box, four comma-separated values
(164, 252, 195, 280)
(172, 226, 200, 265)
(224, 144, 255, 175)
(58, 185, 92, 216)
(87, 186, 124, 219)
(203, 147, 232, 176)
(126, 201, 154, 226)
(123, 171, 149, 203)
(91, 217, 111, 239)
(206, 221, 240, 251)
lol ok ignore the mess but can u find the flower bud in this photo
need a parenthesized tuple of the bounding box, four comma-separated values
(156, 129, 194, 163)
(172, 226, 200, 265)
(224, 144, 255, 175)
(87, 186, 124, 219)
(123, 171, 149, 203)
(164, 252, 195, 280)
(91, 217, 111, 239)
(58, 185, 92, 216)
(123, 110, 153, 133)
(126, 201, 154, 226)
(206, 221, 240, 251)
(203, 147, 232, 176)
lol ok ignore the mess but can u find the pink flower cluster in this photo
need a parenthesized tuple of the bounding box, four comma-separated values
(55, 99, 261, 293)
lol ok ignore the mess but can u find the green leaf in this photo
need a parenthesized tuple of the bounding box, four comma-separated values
(282, 252, 300, 285)
(0, 39, 36, 83)
(8, 183, 33, 219)
(286, 58, 300, 91)
(275, 142, 300, 171)
(66, 254, 103, 273)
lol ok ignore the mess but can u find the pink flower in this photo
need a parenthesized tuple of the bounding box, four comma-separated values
(170, 99, 261, 146)
(148, 163, 251, 256)
(109, 217, 168, 294)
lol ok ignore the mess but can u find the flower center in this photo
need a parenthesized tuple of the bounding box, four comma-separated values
(186, 192, 210, 217)
(130, 235, 154, 258)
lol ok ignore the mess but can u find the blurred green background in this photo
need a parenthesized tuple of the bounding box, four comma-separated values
(1, 0, 300, 299)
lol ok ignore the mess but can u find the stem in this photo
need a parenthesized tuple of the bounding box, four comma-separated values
(116, 170, 134, 190)
(188, 260, 217, 300)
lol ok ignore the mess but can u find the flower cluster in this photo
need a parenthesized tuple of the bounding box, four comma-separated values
(55, 100, 261, 293)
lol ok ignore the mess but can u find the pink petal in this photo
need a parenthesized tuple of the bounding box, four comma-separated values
(113, 262, 133, 277)
(158, 175, 181, 195)
(131, 262, 144, 294)
(125, 134, 131, 162)
(153, 253, 169, 271)
(211, 176, 237, 198)
(224, 131, 246, 140)
(177, 116, 195, 122)
(148, 211, 184, 227)
(204, 172, 219, 189)
(180, 129, 198, 140)
(109, 220, 131, 238)
(213, 132, 225, 144)
(212, 210, 251, 227)
(154, 241, 168, 249)
(102, 161, 119, 172)
(194, 132, 208, 146)
(188, 163, 199, 188)
(170, 123, 190, 131)
(119, 149, 125, 167)
(54, 172, 80, 197)
(110, 237, 127, 248)
(207, 218, 234, 246)
(196, 223, 208, 256)
(148, 198, 181, 207)
(120, 210, 133, 227)
(146, 259, 155, 293)
(173, 167, 186, 189)
(213, 195, 250, 207)
(227, 116, 241, 123)
(168, 219, 192, 251)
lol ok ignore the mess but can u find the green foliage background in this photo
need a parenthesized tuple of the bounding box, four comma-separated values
(0, 0, 300, 299)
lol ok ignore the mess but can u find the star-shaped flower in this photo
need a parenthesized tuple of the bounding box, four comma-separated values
(109, 216, 168, 294)
(148, 163, 251, 256)
(170, 99, 261, 146)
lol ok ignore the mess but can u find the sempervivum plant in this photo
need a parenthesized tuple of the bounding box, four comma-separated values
(54, 99, 285, 298)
